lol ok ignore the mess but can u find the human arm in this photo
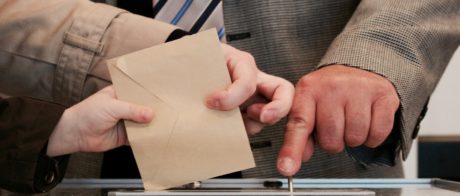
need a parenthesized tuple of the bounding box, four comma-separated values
(0, 86, 153, 193)
(1, 0, 295, 183)
(0, 0, 177, 105)
(278, 0, 460, 176)
(46, 86, 153, 157)
(0, 0, 293, 133)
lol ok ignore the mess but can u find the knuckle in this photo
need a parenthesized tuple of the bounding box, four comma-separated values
(376, 82, 399, 99)
(242, 51, 255, 62)
(320, 139, 344, 153)
(345, 120, 369, 146)
(239, 83, 256, 97)
(296, 76, 313, 88)
(243, 117, 264, 135)
(287, 116, 308, 130)
(218, 93, 236, 110)
(128, 104, 140, 117)
(375, 95, 400, 114)
(391, 97, 401, 109)
(247, 123, 263, 135)
(320, 117, 341, 132)
(370, 129, 390, 142)
(326, 75, 343, 85)
(317, 121, 344, 153)
(345, 132, 365, 146)
(321, 74, 344, 90)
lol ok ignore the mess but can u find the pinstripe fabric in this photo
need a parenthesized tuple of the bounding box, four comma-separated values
(223, 0, 460, 178)
(317, 0, 460, 161)
(153, 0, 226, 40)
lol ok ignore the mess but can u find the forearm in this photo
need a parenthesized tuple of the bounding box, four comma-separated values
(46, 109, 80, 157)
(0, 0, 177, 105)
(319, 0, 460, 161)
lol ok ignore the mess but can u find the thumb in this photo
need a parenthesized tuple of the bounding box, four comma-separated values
(109, 100, 154, 123)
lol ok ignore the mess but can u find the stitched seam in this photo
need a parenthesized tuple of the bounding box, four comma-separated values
(63, 32, 104, 53)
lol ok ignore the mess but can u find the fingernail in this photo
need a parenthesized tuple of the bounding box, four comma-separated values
(278, 157, 295, 175)
(213, 100, 220, 108)
(141, 108, 153, 121)
(207, 98, 220, 109)
(261, 109, 276, 123)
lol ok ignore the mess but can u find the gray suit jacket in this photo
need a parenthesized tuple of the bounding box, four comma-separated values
(222, 0, 460, 178)
(0, 0, 459, 183)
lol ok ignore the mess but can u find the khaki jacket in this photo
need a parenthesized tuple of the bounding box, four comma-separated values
(0, 0, 176, 193)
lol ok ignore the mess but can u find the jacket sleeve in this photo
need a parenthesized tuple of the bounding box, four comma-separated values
(0, 0, 181, 186)
(0, 97, 69, 193)
(318, 0, 460, 164)
(0, 0, 177, 106)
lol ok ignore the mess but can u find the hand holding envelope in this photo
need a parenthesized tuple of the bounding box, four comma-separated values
(108, 29, 254, 190)
(107, 29, 294, 190)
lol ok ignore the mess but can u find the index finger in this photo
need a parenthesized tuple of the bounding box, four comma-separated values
(277, 88, 316, 176)
(206, 53, 258, 110)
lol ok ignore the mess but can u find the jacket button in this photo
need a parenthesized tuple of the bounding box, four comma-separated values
(412, 98, 430, 139)
(45, 171, 55, 184)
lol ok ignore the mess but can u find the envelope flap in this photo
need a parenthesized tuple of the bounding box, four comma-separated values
(114, 29, 230, 110)
(108, 59, 180, 181)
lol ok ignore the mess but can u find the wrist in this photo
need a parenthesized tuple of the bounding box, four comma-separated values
(46, 108, 80, 157)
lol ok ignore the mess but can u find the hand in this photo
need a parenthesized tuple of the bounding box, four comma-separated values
(206, 43, 295, 134)
(46, 86, 153, 157)
(277, 65, 400, 176)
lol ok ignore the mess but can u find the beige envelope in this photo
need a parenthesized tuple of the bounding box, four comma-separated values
(107, 29, 255, 190)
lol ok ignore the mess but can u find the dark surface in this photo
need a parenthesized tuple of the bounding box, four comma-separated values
(117, 0, 154, 18)
(418, 139, 460, 181)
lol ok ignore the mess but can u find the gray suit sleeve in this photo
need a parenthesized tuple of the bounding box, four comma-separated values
(318, 0, 460, 163)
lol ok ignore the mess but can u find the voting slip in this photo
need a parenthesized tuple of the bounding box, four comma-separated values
(107, 29, 255, 190)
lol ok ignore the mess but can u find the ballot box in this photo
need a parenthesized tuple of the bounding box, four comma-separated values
(52, 178, 460, 196)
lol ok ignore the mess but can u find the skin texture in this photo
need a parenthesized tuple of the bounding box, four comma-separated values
(47, 44, 295, 157)
(277, 65, 400, 176)
(46, 86, 153, 157)
(206, 44, 295, 135)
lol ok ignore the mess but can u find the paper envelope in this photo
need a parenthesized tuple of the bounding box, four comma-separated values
(107, 29, 255, 190)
